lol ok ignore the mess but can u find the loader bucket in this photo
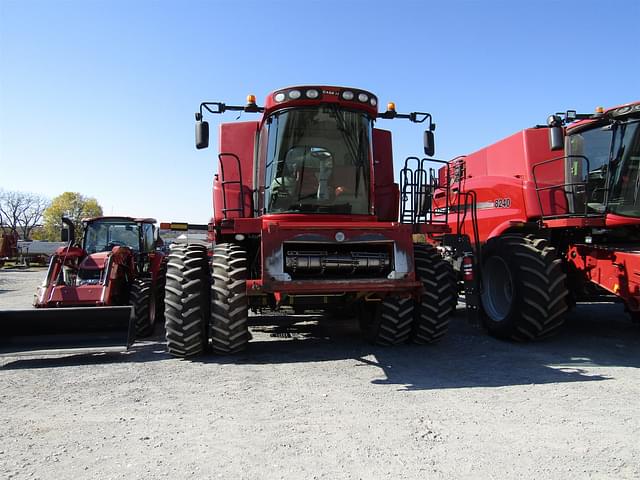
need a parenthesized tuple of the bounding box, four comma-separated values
(0, 306, 134, 354)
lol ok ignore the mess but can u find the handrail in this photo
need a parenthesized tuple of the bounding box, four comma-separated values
(531, 154, 606, 219)
(218, 153, 248, 219)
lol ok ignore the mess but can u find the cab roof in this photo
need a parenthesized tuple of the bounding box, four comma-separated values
(567, 101, 640, 133)
(82, 216, 157, 224)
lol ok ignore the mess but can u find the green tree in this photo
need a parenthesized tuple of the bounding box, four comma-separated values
(40, 192, 103, 241)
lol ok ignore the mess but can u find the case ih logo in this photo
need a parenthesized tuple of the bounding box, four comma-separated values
(323, 90, 339, 96)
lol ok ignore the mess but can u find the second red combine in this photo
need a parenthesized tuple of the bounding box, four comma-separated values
(164, 85, 458, 357)
(430, 101, 640, 341)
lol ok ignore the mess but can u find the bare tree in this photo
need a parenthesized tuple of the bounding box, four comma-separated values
(0, 190, 5, 233)
(0, 189, 50, 240)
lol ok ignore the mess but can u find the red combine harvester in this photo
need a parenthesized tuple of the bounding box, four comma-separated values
(431, 101, 640, 341)
(0, 216, 166, 352)
(164, 85, 459, 357)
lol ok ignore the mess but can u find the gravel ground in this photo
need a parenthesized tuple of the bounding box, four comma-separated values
(0, 269, 639, 479)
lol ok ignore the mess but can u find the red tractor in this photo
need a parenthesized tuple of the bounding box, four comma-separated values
(429, 101, 640, 340)
(0, 216, 166, 351)
(163, 85, 459, 357)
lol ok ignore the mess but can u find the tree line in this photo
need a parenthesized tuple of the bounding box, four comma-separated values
(0, 190, 103, 241)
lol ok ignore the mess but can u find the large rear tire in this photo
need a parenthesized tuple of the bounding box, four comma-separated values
(480, 234, 568, 341)
(131, 278, 155, 338)
(359, 296, 414, 346)
(164, 244, 209, 357)
(410, 244, 456, 344)
(210, 243, 250, 354)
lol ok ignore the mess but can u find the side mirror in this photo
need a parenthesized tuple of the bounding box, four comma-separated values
(549, 126, 564, 151)
(423, 130, 435, 157)
(196, 120, 210, 149)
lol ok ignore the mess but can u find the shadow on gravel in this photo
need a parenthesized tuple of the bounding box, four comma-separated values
(2, 303, 638, 391)
(191, 302, 639, 390)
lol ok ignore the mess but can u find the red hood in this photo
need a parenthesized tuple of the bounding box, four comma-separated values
(79, 251, 110, 270)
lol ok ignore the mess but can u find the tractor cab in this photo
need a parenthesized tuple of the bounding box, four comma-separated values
(546, 102, 640, 222)
(82, 217, 157, 255)
(564, 104, 640, 218)
(56, 216, 159, 288)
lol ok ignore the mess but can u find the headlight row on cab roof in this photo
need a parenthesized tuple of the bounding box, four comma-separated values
(273, 88, 377, 107)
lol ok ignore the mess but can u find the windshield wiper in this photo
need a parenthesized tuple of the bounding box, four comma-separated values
(287, 203, 352, 214)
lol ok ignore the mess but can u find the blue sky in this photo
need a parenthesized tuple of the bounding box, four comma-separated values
(1, 0, 638, 223)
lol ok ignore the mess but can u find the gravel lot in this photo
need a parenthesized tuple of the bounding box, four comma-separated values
(0, 268, 639, 479)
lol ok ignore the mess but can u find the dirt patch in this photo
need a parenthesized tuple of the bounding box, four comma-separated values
(0, 270, 639, 479)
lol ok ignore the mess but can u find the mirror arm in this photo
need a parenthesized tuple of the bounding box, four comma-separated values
(198, 101, 264, 119)
(377, 111, 435, 130)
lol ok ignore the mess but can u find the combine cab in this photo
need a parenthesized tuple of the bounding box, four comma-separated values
(431, 101, 640, 340)
(0, 216, 167, 353)
(164, 86, 461, 357)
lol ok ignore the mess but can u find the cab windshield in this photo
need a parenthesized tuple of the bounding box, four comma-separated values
(567, 119, 640, 217)
(83, 220, 141, 253)
(608, 120, 640, 217)
(260, 106, 372, 215)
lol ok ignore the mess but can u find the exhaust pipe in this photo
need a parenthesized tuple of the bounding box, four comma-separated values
(61, 216, 75, 244)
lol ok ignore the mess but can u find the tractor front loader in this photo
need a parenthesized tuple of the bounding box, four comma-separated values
(0, 216, 167, 353)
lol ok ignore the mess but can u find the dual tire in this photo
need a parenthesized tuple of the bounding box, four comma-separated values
(360, 244, 456, 345)
(164, 243, 249, 358)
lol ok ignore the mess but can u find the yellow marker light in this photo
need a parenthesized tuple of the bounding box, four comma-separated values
(595, 106, 604, 113)
(387, 102, 396, 112)
(613, 283, 620, 294)
(247, 94, 257, 104)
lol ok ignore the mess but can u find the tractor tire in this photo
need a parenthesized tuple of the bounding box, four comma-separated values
(359, 296, 414, 346)
(209, 243, 250, 354)
(131, 277, 155, 338)
(411, 243, 456, 344)
(480, 234, 568, 341)
(164, 244, 209, 357)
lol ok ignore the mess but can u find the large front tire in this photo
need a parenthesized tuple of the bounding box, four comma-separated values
(164, 244, 209, 357)
(480, 235, 568, 341)
(210, 243, 250, 354)
(410, 244, 456, 344)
